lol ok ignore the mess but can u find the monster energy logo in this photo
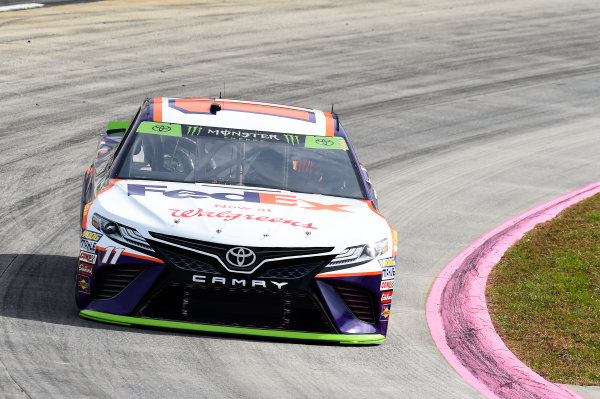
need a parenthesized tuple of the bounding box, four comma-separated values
(284, 134, 300, 145)
(186, 126, 203, 135)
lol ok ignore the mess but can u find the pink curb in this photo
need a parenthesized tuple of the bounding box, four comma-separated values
(426, 182, 600, 399)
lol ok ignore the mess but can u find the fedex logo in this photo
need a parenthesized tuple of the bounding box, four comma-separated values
(128, 184, 352, 213)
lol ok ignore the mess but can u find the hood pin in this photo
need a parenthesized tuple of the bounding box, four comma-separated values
(216, 229, 222, 234)
(305, 231, 311, 236)
(174, 218, 180, 224)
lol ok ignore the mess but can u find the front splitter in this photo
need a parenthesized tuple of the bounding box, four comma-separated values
(79, 310, 386, 345)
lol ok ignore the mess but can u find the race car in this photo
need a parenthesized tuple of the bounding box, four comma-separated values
(78, 97, 397, 344)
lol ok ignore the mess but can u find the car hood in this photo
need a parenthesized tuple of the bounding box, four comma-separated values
(93, 179, 390, 249)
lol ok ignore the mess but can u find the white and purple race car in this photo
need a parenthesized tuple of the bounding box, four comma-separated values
(78, 97, 397, 344)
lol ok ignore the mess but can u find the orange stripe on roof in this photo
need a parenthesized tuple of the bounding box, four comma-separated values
(323, 112, 335, 136)
(153, 97, 163, 122)
(173, 100, 212, 114)
(315, 270, 382, 278)
(173, 99, 312, 121)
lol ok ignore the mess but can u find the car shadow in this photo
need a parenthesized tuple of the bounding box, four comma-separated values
(0, 253, 124, 332)
(0, 253, 359, 346)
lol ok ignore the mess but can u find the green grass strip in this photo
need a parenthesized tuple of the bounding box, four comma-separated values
(80, 310, 385, 345)
(487, 193, 600, 385)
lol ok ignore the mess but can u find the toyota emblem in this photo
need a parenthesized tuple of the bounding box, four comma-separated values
(226, 247, 256, 267)
(152, 124, 172, 132)
(315, 138, 334, 146)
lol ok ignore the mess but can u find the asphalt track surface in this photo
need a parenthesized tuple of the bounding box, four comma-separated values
(1, 1, 600, 398)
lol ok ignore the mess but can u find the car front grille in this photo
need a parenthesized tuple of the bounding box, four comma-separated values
(137, 283, 336, 333)
(150, 239, 334, 279)
(156, 247, 219, 274)
(148, 231, 333, 272)
(135, 235, 341, 333)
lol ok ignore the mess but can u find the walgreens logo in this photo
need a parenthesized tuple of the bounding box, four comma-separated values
(170, 208, 317, 229)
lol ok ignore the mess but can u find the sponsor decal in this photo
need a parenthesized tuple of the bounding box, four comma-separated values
(78, 275, 90, 294)
(192, 275, 288, 289)
(78, 262, 93, 276)
(153, 125, 172, 133)
(186, 126, 203, 135)
(169, 208, 318, 230)
(128, 184, 352, 213)
(381, 291, 393, 303)
(101, 247, 124, 265)
(381, 266, 395, 281)
(79, 251, 97, 264)
(304, 135, 348, 150)
(80, 238, 97, 252)
(378, 257, 396, 268)
(136, 122, 349, 150)
(380, 303, 391, 321)
(283, 134, 300, 145)
(206, 128, 280, 141)
(380, 280, 394, 291)
(81, 229, 102, 242)
(137, 121, 183, 137)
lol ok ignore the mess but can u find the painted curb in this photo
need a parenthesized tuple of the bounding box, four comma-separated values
(426, 181, 600, 399)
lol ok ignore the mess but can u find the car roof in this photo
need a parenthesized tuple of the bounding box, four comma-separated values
(149, 97, 337, 137)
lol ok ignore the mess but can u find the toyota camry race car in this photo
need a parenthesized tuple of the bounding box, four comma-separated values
(78, 97, 397, 344)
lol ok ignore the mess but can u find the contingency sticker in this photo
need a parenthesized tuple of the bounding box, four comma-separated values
(381, 291, 393, 303)
(381, 266, 395, 281)
(304, 136, 348, 150)
(78, 262, 93, 276)
(81, 229, 102, 242)
(80, 238, 97, 252)
(380, 303, 391, 321)
(79, 251, 97, 264)
(137, 121, 183, 137)
(78, 275, 91, 294)
(378, 257, 396, 268)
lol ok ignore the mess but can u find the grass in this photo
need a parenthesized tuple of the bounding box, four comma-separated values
(486, 193, 600, 386)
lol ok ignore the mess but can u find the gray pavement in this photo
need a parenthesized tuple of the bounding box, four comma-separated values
(0, 1, 100, 8)
(1, 0, 599, 397)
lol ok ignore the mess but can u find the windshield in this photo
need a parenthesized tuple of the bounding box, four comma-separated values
(116, 122, 366, 199)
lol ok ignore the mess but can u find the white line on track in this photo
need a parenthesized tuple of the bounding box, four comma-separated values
(0, 3, 44, 12)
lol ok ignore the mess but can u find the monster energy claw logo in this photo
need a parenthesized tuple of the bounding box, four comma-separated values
(152, 124, 172, 132)
(284, 134, 300, 145)
(187, 126, 203, 135)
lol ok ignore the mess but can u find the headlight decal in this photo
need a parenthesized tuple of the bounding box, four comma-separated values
(326, 237, 389, 271)
(91, 213, 155, 255)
